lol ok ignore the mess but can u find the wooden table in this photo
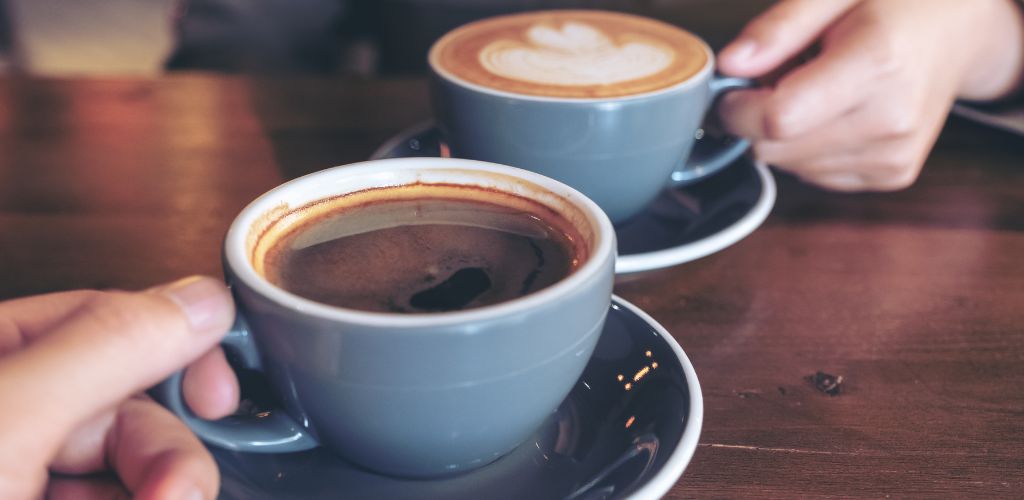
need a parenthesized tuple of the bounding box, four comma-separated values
(1, 75, 1022, 498)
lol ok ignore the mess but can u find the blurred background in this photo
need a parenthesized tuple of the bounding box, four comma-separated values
(0, 0, 772, 77)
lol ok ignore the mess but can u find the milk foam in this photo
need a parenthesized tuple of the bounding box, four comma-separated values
(478, 21, 673, 86)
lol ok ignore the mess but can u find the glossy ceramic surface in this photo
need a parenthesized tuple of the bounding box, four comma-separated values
(371, 123, 776, 274)
(212, 296, 702, 500)
(430, 38, 750, 224)
(155, 159, 617, 477)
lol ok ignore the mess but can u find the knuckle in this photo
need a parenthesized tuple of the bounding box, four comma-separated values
(868, 152, 924, 190)
(878, 107, 920, 137)
(879, 147, 923, 174)
(876, 168, 920, 191)
(762, 103, 798, 141)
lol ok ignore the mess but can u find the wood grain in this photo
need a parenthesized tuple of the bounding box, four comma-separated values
(1, 75, 1021, 498)
(616, 120, 1024, 498)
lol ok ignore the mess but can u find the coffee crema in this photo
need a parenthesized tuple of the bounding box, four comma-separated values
(254, 184, 587, 314)
(430, 10, 708, 98)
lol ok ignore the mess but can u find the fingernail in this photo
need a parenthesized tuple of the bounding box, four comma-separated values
(160, 276, 229, 332)
(723, 39, 757, 65)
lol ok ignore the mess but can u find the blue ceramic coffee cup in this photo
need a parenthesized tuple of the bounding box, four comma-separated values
(154, 158, 616, 478)
(430, 18, 752, 224)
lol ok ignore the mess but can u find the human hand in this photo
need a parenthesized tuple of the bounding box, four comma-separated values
(717, 0, 1024, 191)
(0, 276, 237, 500)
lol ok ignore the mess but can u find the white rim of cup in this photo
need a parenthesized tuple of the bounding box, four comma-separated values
(224, 157, 616, 329)
(427, 10, 716, 104)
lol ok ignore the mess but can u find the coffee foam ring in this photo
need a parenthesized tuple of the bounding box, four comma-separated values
(251, 182, 588, 276)
(290, 204, 550, 250)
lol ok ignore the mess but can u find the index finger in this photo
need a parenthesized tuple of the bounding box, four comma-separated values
(0, 277, 233, 459)
(719, 0, 860, 77)
(763, 17, 895, 139)
(0, 291, 103, 355)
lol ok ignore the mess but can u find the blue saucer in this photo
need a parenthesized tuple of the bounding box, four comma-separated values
(371, 123, 775, 274)
(212, 296, 702, 499)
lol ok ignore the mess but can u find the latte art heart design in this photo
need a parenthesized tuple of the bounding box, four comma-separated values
(479, 21, 674, 87)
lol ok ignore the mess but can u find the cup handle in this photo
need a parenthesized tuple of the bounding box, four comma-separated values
(669, 76, 755, 186)
(150, 314, 319, 453)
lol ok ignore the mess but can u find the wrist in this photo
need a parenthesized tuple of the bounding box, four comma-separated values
(958, 0, 1024, 101)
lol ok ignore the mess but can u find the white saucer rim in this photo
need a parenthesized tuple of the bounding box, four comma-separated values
(609, 296, 703, 500)
(615, 161, 776, 274)
(369, 122, 775, 275)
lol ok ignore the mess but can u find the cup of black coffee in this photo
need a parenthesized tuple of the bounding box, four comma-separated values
(155, 157, 616, 477)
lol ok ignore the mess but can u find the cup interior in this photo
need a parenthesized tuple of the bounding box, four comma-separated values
(224, 158, 615, 323)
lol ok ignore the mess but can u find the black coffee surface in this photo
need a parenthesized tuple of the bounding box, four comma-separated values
(263, 196, 579, 313)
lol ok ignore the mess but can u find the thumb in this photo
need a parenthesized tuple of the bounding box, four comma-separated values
(0, 276, 234, 455)
(718, 0, 860, 77)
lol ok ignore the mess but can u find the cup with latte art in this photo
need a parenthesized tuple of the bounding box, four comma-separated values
(430, 10, 752, 223)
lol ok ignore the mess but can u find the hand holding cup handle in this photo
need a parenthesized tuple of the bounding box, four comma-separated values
(670, 76, 756, 185)
(430, 10, 761, 223)
(152, 158, 617, 478)
(152, 312, 320, 453)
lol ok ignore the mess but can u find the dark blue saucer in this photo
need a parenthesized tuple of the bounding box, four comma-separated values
(371, 123, 775, 274)
(212, 296, 702, 500)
